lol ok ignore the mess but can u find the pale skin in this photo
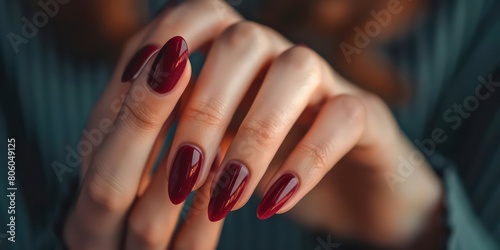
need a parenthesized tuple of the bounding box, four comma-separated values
(63, 0, 442, 249)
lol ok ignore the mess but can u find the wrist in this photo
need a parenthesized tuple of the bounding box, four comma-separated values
(390, 135, 444, 244)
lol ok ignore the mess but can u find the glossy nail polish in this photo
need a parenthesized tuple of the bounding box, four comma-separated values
(257, 173, 298, 220)
(148, 36, 188, 94)
(168, 145, 203, 204)
(208, 162, 249, 222)
(121, 44, 160, 82)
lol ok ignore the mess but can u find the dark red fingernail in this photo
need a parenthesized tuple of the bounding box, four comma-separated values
(168, 145, 203, 204)
(148, 36, 188, 94)
(121, 44, 160, 82)
(257, 173, 298, 220)
(208, 162, 249, 222)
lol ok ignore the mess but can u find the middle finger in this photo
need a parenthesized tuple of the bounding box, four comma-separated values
(208, 46, 323, 221)
(165, 21, 290, 204)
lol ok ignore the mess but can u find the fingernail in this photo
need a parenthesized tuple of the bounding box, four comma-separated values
(208, 162, 249, 222)
(168, 144, 203, 204)
(257, 173, 298, 220)
(148, 36, 188, 94)
(121, 44, 160, 82)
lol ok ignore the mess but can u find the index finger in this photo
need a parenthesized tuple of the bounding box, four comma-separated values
(65, 36, 191, 249)
(80, 0, 243, 178)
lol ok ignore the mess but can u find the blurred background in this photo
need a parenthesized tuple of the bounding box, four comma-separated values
(1, 0, 500, 249)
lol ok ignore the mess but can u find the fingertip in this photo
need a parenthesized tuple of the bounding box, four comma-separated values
(148, 36, 190, 94)
(256, 173, 299, 220)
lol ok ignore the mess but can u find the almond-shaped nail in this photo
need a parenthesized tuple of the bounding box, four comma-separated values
(168, 145, 203, 204)
(148, 36, 188, 94)
(208, 162, 249, 222)
(257, 173, 298, 220)
(121, 44, 160, 82)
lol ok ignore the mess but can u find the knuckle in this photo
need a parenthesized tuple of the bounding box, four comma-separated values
(239, 116, 283, 148)
(128, 209, 165, 247)
(85, 162, 129, 212)
(335, 95, 367, 125)
(218, 21, 268, 51)
(182, 96, 227, 127)
(121, 99, 162, 132)
(297, 142, 331, 173)
(275, 46, 321, 82)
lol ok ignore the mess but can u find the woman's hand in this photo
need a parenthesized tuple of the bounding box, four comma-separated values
(63, 1, 244, 249)
(64, 0, 442, 248)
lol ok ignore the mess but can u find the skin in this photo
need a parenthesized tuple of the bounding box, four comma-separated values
(63, 0, 442, 249)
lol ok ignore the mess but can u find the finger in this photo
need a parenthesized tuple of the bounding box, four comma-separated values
(65, 37, 191, 249)
(124, 156, 183, 250)
(256, 95, 366, 220)
(145, 0, 242, 52)
(125, 149, 223, 249)
(80, 0, 243, 178)
(136, 111, 176, 196)
(80, 28, 153, 180)
(165, 21, 291, 204)
(170, 151, 224, 250)
(137, 73, 194, 196)
(207, 46, 323, 221)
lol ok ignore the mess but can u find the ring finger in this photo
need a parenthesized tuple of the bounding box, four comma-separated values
(207, 46, 324, 221)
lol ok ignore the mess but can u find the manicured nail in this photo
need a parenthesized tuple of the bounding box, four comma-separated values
(257, 173, 298, 220)
(121, 44, 160, 82)
(168, 145, 203, 204)
(148, 36, 188, 94)
(208, 162, 249, 222)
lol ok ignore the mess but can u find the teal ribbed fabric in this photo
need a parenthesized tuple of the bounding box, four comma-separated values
(1, 0, 500, 249)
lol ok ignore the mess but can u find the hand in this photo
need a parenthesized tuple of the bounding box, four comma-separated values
(63, 0, 442, 249)
(149, 2, 440, 247)
(63, 1, 244, 249)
